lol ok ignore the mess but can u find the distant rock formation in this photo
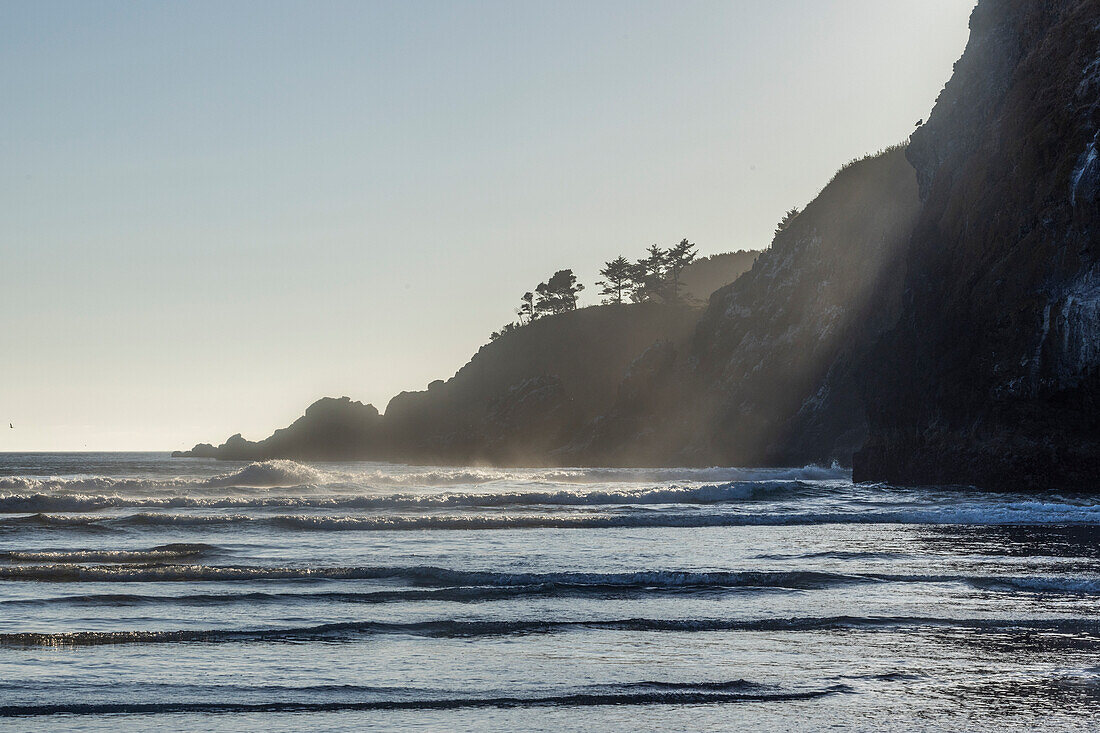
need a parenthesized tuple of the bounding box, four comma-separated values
(172, 397, 384, 461)
(854, 0, 1100, 489)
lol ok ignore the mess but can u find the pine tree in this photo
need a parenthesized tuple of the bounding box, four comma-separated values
(629, 245, 670, 302)
(774, 207, 800, 236)
(535, 269, 584, 316)
(596, 256, 632, 304)
(664, 238, 698, 302)
(517, 291, 536, 323)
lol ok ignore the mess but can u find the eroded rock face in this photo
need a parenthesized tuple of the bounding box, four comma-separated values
(685, 147, 922, 466)
(855, 0, 1100, 489)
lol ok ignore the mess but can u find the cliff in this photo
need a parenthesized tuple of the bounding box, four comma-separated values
(175, 303, 701, 463)
(564, 147, 921, 466)
(176, 148, 920, 466)
(381, 302, 700, 464)
(679, 250, 759, 303)
(854, 0, 1100, 489)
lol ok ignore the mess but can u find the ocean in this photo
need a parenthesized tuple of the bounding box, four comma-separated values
(1, 452, 1099, 731)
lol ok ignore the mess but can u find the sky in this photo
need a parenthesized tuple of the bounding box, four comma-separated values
(0, 0, 977, 451)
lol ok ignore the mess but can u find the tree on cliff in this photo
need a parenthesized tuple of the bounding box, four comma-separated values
(489, 321, 519, 341)
(629, 245, 670, 302)
(535, 269, 584, 316)
(774, 207, 800, 236)
(597, 256, 632, 304)
(517, 291, 536, 323)
(664, 238, 698, 302)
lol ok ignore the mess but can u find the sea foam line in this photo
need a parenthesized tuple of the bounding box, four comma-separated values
(0, 481, 796, 513)
(0, 461, 848, 495)
(7, 503, 1100, 532)
(0, 543, 217, 564)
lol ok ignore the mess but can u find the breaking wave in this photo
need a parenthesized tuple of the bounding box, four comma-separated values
(0, 462, 846, 496)
(0, 460, 325, 495)
(202, 460, 327, 488)
(0, 480, 795, 513)
(0, 543, 217, 564)
(8, 498, 1100, 534)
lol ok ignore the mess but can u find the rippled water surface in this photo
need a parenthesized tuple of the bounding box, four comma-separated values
(2, 453, 1100, 731)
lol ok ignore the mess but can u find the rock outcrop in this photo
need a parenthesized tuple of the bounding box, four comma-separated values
(172, 397, 384, 461)
(854, 0, 1100, 489)
(177, 303, 701, 464)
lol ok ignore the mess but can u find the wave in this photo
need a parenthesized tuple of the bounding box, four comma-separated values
(525, 464, 850, 484)
(0, 681, 849, 716)
(0, 460, 325, 496)
(0, 580, 813, 607)
(10, 502, 1100, 533)
(0, 462, 847, 497)
(0, 564, 874, 586)
(966, 575, 1100, 595)
(3, 615, 1097, 647)
(203, 460, 326, 488)
(0, 481, 797, 514)
(0, 543, 217, 564)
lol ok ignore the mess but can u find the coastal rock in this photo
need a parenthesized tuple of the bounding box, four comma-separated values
(855, 0, 1100, 489)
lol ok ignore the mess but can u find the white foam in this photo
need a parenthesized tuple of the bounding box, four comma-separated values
(203, 460, 326, 488)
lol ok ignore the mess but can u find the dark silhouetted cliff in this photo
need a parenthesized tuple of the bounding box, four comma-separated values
(176, 303, 700, 463)
(173, 397, 384, 461)
(177, 149, 919, 466)
(854, 0, 1100, 489)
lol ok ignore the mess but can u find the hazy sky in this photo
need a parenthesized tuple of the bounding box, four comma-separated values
(1, 0, 976, 451)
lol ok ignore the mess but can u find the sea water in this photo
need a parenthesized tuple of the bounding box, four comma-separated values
(1, 452, 1099, 731)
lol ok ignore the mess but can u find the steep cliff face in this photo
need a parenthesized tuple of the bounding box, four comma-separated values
(855, 0, 1100, 489)
(563, 148, 921, 466)
(689, 147, 921, 465)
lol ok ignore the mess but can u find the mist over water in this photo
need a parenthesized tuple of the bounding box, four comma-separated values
(0, 453, 1098, 729)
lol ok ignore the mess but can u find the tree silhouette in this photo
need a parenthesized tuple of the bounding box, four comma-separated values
(489, 321, 519, 341)
(535, 269, 584, 316)
(596, 256, 632, 304)
(517, 291, 536, 324)
(664, 238, 698, 302)
(774, 207, 800, 236)
(629, 245, 669, 302)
